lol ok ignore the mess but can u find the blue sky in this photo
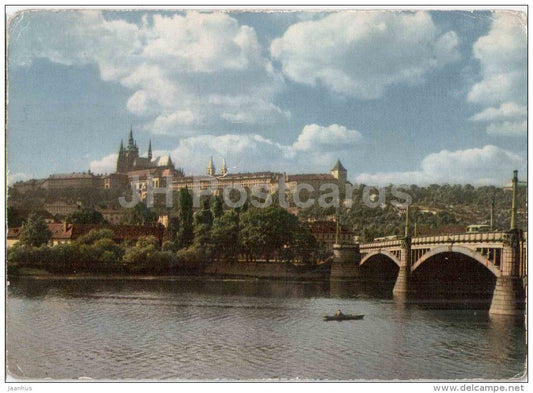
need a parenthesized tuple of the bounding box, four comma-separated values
(7, 8, 527, 186)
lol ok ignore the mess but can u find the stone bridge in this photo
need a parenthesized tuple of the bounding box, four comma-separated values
(332, 229, 527, 316)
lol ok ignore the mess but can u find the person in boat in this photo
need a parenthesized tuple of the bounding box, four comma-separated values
(335, 309, 344, 317)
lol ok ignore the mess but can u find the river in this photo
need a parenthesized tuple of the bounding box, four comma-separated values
(6, 277, 526, 381)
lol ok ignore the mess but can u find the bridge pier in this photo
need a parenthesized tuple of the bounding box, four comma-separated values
(489, 230, 525, 316)
(330, 244, 361, 280)
(489, 276, 525, 316)
(392, 266, 410, 298)
(392, 237, 411, 299)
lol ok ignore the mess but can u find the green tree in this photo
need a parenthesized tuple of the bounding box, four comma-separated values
(136, 235, 160, 251)
(19, 213, 51, 247)
(193, 199, 214, 255)
(123, 235, 170, 274)
(66, 207, 106, 224)
(166, 216, 180, 242)
(75, 229, 115, 245)
(124, 202, 158, 225)
(292, 224, 318, 264)
(177, 188, 194, 248)
(211, 195, 224, 218)
(211, 210, 240, 261)
(7, 206, 23, 228)
(240, 206, 299, 262)
(239, 209, 268, 261)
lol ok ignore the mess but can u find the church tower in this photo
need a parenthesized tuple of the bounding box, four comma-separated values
(207, 156, 216, 176)
(220, 158, 228, 175)
(116, 127, 140, 173)
(115, 126, 176, 175)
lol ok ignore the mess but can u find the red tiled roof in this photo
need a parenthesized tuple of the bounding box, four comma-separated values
(48, 223, 73, 239)
(7, 227, 22, 239)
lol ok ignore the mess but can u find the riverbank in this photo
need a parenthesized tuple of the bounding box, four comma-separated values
(9, 260, 331, 281)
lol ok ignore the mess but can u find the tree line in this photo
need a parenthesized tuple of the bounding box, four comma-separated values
(8, 189, 319, 276)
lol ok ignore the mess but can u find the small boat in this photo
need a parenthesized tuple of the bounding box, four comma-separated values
(323, 314, 364, 321)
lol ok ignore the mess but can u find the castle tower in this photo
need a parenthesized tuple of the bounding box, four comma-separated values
(207, 156, 216, 176)
(331, 160, 347, 184)
(221, 158, 228, 175)
(331, 160, 347, 200)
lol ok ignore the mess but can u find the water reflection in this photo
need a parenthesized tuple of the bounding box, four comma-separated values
(7, 277, 526, 381)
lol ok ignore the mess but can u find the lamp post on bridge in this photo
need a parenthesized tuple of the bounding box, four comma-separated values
(510, 170, 519, 231)
(404, 205, 410, 238)
(490, 195, 495, 231)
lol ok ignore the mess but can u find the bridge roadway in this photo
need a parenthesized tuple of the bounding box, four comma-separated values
(332, 230, 527, 316)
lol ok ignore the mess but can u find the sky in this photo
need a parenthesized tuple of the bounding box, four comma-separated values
(6, 8, 527, 186)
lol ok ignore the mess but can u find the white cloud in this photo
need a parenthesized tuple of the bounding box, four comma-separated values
(151, 110, 200, 135)
(270, 11, 459, 99)
(468, 12, 526, 136)
(88, 123, 361, 175)
(89, 153, 117, 174)
(7, 172, 30, 185)
(356, 145, 525, 186)
(469, 102, 526, 122)
(292, 124, 362, 152)
(9, 10, 289, 135)
(168, 134, 288, 174)
(486, 121, 527, 136)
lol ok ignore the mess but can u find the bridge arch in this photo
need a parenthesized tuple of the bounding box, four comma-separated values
(412, 245, 501, 277)
(360, 250, 401, 268)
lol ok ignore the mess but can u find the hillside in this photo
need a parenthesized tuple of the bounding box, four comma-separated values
(299, 184, 527, 242)
(7, 182, 527, 243)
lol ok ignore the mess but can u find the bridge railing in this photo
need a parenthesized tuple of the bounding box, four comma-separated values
(359, 239, 402, 250)
(359, 231, 509, 249)
(411, 231, 506, 245)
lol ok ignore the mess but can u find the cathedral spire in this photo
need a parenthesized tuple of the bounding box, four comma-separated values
(207, 156, 216, 176)
(128, 126, 134, 148)
(147, 140, 152, 161)
(119, 139, 124, 154)
(221, 158, 228, 175)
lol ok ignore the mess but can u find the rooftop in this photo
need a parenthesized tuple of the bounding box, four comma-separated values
(331, 160, 346, 172)
(286, 174, 336, 182)
(48, 173, 97, 179)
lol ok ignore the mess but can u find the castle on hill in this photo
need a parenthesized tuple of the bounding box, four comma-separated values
(11, 126, 349, 203)
(116, 127, 175, 173)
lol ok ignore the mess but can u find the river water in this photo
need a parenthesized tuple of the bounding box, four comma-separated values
(6, 277, 526, 381)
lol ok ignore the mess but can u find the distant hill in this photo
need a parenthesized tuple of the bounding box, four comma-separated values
(7, 182, 527, 242)
(299, 183, 527, 242)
